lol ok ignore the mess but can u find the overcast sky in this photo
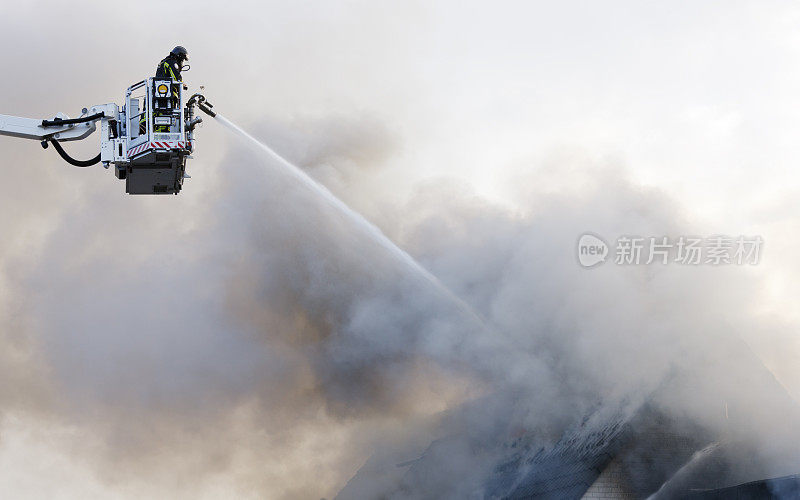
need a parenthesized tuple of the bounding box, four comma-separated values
(2, 1, 800, 498)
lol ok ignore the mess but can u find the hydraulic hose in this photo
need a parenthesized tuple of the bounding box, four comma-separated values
(41, 112, 104, 128)
(42, 139, 101, 167)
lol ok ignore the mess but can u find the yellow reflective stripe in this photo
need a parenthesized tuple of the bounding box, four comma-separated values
(163, 62, 180, 98)
(164, 62, 180, 81)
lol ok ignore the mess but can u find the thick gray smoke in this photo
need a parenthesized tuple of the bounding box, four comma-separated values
(1, 111, 796, 499)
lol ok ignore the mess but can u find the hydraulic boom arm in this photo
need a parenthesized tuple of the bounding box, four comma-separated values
(0, 104, 117, 142)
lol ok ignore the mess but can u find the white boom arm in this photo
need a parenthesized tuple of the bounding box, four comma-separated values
(0, 112, 93, 141)
(0, 104, 119, 143)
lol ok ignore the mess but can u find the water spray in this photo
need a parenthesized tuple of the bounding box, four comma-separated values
(212, 114, 480, 318)
(209, 112, 535, 381)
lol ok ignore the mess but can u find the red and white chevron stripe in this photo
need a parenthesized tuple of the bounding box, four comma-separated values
(128, 141, 189, 158)
(127, 142, 150, 158)
(151, 141, 187, 149)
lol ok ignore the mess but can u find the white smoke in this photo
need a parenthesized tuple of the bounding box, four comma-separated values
(0, 108, 798, 499)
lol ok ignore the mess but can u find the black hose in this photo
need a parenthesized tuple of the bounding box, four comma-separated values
(45, 139, 101, 167)
(41, 112, 104, 128)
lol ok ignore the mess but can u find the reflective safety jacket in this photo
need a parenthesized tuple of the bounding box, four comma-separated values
(156, 55, 183, 83)
(146, 54, 184, 132)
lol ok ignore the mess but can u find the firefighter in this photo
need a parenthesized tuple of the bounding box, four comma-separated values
(143, 46, 189, 134)
(157, 46, 188, 83)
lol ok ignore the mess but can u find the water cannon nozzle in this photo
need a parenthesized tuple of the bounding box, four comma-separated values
(187, 93, 217, 118)
(198, 100, 216, 118)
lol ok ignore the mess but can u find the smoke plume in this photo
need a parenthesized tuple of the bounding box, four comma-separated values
(0, 113, 797, 499)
